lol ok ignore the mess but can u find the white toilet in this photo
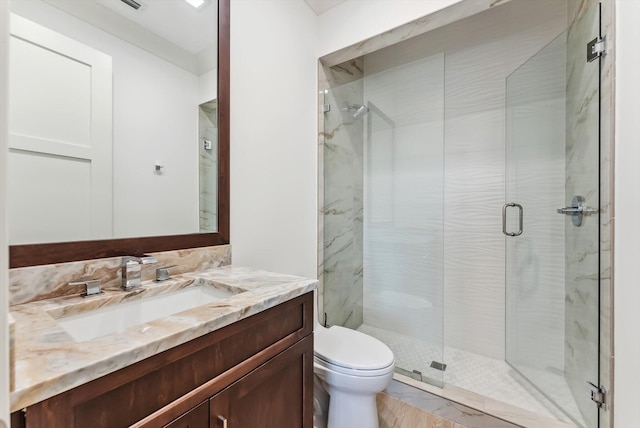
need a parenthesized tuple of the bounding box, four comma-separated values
(313, 294, 395, 428)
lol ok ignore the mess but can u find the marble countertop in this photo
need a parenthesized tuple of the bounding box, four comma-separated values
(9, 266, 317, 412)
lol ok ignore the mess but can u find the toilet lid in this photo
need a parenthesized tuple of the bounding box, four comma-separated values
(315, 326, 394, 371)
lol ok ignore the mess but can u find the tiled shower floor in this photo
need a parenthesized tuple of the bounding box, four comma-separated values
(357, 324, 584, 427)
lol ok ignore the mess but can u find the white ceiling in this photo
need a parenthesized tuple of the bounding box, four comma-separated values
(303, 0, 347, 15)
(37, 0, 217, 74)
(94, 0, 217, 54)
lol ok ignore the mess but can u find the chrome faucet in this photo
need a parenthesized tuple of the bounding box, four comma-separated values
(122, 255, 157, 290)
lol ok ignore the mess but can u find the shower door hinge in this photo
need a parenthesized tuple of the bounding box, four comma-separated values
(323, 104, 331, 113)
(587, 382, 606, 409)
(587, 37, 605, 62)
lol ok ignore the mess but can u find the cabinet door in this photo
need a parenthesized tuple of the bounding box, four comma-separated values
(163, 401, 209, 428)
(210, 335, 313, 428)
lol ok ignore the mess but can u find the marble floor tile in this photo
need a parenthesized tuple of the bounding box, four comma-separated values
(395, 376, 576, 428)
(378, 391, 471, 428)
(383, 381, 519, 428)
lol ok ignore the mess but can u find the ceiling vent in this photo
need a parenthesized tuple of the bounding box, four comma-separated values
(120, 0, 142, 10)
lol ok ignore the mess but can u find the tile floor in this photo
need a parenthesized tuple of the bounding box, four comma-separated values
(358, 324, 584, 427)
(377, 390, 472, 428)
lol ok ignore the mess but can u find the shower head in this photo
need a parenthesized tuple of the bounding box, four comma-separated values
(341, 104, 370, 122)
(352, 105, 369, 119)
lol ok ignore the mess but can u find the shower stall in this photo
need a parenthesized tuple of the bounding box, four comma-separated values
(318, 0, 604, 426)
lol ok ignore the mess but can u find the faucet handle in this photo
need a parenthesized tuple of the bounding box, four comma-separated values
(69, 279, 102, 297)
(155, 265, 178, 282)
(122, 255, 157, 265)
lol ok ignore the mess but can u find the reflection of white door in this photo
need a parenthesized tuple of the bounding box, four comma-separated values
(8, 14, 112, 245)
(0, 2, 9, 425)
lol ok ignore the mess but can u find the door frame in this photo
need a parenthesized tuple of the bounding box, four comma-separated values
(596, 2, 614, 428)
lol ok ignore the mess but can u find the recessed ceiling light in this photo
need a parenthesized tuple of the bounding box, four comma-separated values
(184, 0, 207, 8)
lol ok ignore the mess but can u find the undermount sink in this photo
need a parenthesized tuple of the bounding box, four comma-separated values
(54, 285, 239, 342)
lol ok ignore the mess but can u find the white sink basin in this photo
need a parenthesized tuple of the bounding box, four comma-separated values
(55, 286, 238, 342)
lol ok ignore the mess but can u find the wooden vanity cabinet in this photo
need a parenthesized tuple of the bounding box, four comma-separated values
(12, 292, 314, 428)
(146, 335, 313, 428)
(208, 336, 311, 428)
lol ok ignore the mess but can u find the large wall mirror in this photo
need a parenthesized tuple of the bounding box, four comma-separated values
(8, 0, 229, 267)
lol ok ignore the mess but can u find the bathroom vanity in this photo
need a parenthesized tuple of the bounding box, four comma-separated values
(9, 267, 315, 428)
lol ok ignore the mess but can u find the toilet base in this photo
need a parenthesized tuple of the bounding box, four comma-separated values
(327, 390, 379, 428)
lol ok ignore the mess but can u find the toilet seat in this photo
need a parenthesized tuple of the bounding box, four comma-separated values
(314, 325, 395, 376)
(314, 355, 394, 377)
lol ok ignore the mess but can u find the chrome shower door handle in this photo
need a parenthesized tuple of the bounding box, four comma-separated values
(502, 202, 523, 237)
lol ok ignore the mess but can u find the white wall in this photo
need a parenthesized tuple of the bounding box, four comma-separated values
(199, 67, 217, 104)
(614, 1, 640, 425)
(0, 0, 10, 425)
(230, 0, 318, 278)
(111, 44, 199, 238)
(317, 0, 462, 57)
(10, 0, 203, 240)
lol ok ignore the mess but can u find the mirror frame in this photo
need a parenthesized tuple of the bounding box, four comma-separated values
(9, 0, 230, 268)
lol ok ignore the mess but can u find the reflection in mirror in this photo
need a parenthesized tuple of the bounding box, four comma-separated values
(198, 99, 217, 232)
(8, 0, 218, 245)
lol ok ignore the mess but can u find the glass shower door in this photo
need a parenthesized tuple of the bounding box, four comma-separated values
(505, 4, 600, 427)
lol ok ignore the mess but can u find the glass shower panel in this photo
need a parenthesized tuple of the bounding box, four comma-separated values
(322, 75, 366, 332)
(505, 3, 600, 425)
(361, 53, 445, 387)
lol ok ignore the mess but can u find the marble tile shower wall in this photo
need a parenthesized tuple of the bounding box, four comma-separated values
(319, 59, 365, 329)
(564, 0, 601, 426)
(198, 103, 218, 233)
(8, 245, 232, 306)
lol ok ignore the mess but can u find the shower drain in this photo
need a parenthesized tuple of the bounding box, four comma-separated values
(430, 361, 447, 371)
